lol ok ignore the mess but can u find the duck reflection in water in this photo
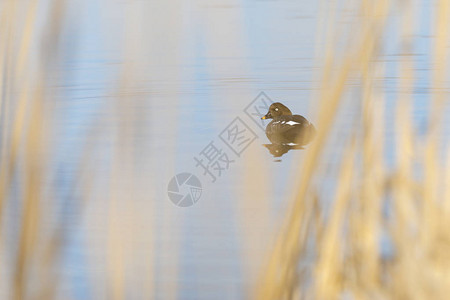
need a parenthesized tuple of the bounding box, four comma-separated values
(261, 102, 316, 158)
(263, 143, 305, 157)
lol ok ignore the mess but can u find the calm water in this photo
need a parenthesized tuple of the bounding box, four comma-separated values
(8, 0, 448, 299)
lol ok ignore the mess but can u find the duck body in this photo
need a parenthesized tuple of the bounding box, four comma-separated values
(262, 102, 316, 145)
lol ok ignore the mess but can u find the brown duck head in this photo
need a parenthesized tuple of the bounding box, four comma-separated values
(261, 102, 292, 120)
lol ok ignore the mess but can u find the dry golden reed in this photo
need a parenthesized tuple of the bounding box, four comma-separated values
(0, 0, 449, 299)
(255, 0, 450, 299)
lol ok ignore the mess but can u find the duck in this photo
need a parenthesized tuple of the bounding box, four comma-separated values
(261, 102, 316, 145)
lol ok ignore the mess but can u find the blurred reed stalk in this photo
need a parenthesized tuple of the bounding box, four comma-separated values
(0, 0, 449, 299)
(0, 0, 68, 299)
(255, 0, 450, 299)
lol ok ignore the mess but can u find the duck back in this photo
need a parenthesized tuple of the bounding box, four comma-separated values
(266, 114, 315, 145)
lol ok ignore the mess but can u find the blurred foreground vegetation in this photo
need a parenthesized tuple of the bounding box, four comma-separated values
(0, 0, 449, 299)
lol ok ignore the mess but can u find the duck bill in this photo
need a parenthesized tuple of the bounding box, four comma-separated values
(261, 112, 272, 120)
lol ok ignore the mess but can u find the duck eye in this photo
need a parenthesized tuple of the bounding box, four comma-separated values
(274, 108, 279, 111)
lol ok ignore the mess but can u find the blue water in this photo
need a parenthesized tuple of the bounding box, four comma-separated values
(5, 0, 447, 299)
